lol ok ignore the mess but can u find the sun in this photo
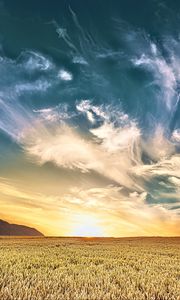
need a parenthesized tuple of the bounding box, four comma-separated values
(71, 214, 104, 237)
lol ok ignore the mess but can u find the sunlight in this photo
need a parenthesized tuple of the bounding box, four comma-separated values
(71, 214, 104, 237)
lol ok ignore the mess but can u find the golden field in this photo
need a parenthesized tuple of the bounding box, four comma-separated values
(0, 237, 179, 300)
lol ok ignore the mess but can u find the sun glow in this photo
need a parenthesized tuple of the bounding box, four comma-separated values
(71, 214, 104, 237)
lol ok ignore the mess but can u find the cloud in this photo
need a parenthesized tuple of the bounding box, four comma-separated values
(168, 176, 180, 187)
(19, 101, 143, 190)
(14, 80, 51, 94)
(1, 176, 179, 236)
(133, 154, 180, 179)
(132, 42, 177, 110)
(91, 122, 141, 153)
(172, 128, 180, 143)
(0, 177, 74, 235)
(0, 178, 60, 210)
(19, 51, 54, 72)
(17, 98, 180, 210)
(62, 185, 180, 236)
(76, 100, 96, 123)
(72, 56, 88, 65)
(23, 124, 99, 172)
(142, 125, 175, 161)
(33, 104, 72, 123)
(22, 123, 137, 189)
(58, 70, 73, 81)
(1, 95, 178, 198)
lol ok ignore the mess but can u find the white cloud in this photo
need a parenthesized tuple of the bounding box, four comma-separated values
(62, 185, 180, 236)
(168, 176, 180, 187)
(33, 104, 71, 123)
(58, 69, 73, 81)
(1, 89, 179, 199)
(20, 51, 53, 72)
(132, 42, 177, 110)
(172, 129, 180, 143)
(133, 154, 180, 179)
(142, 125, 175, 161)
(20, 101, 143, 190)
(14, 80, 51, 94)
(91, 122, 141, 153)
(23, 125, 99, 172)
(76, 100, 95, 123)
(72, 56, 88, 65)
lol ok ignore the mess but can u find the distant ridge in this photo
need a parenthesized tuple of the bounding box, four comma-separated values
(0, 219, 44, 236)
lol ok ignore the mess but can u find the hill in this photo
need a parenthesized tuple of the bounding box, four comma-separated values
(0, 219, 44, 236)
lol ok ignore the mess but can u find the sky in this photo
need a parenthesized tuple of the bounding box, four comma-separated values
(0, 0, 180, 236)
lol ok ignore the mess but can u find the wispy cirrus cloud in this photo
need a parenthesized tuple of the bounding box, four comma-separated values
(132, 42, 177, 110)
(19, 100, 143, 190)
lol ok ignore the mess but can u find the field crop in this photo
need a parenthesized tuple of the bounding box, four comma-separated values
(0, 237, 179, 300)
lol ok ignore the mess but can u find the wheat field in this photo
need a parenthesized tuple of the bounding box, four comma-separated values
(0, 237, 179, 300)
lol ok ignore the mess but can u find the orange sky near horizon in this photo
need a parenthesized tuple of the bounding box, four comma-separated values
(0, 177, 180, 237)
